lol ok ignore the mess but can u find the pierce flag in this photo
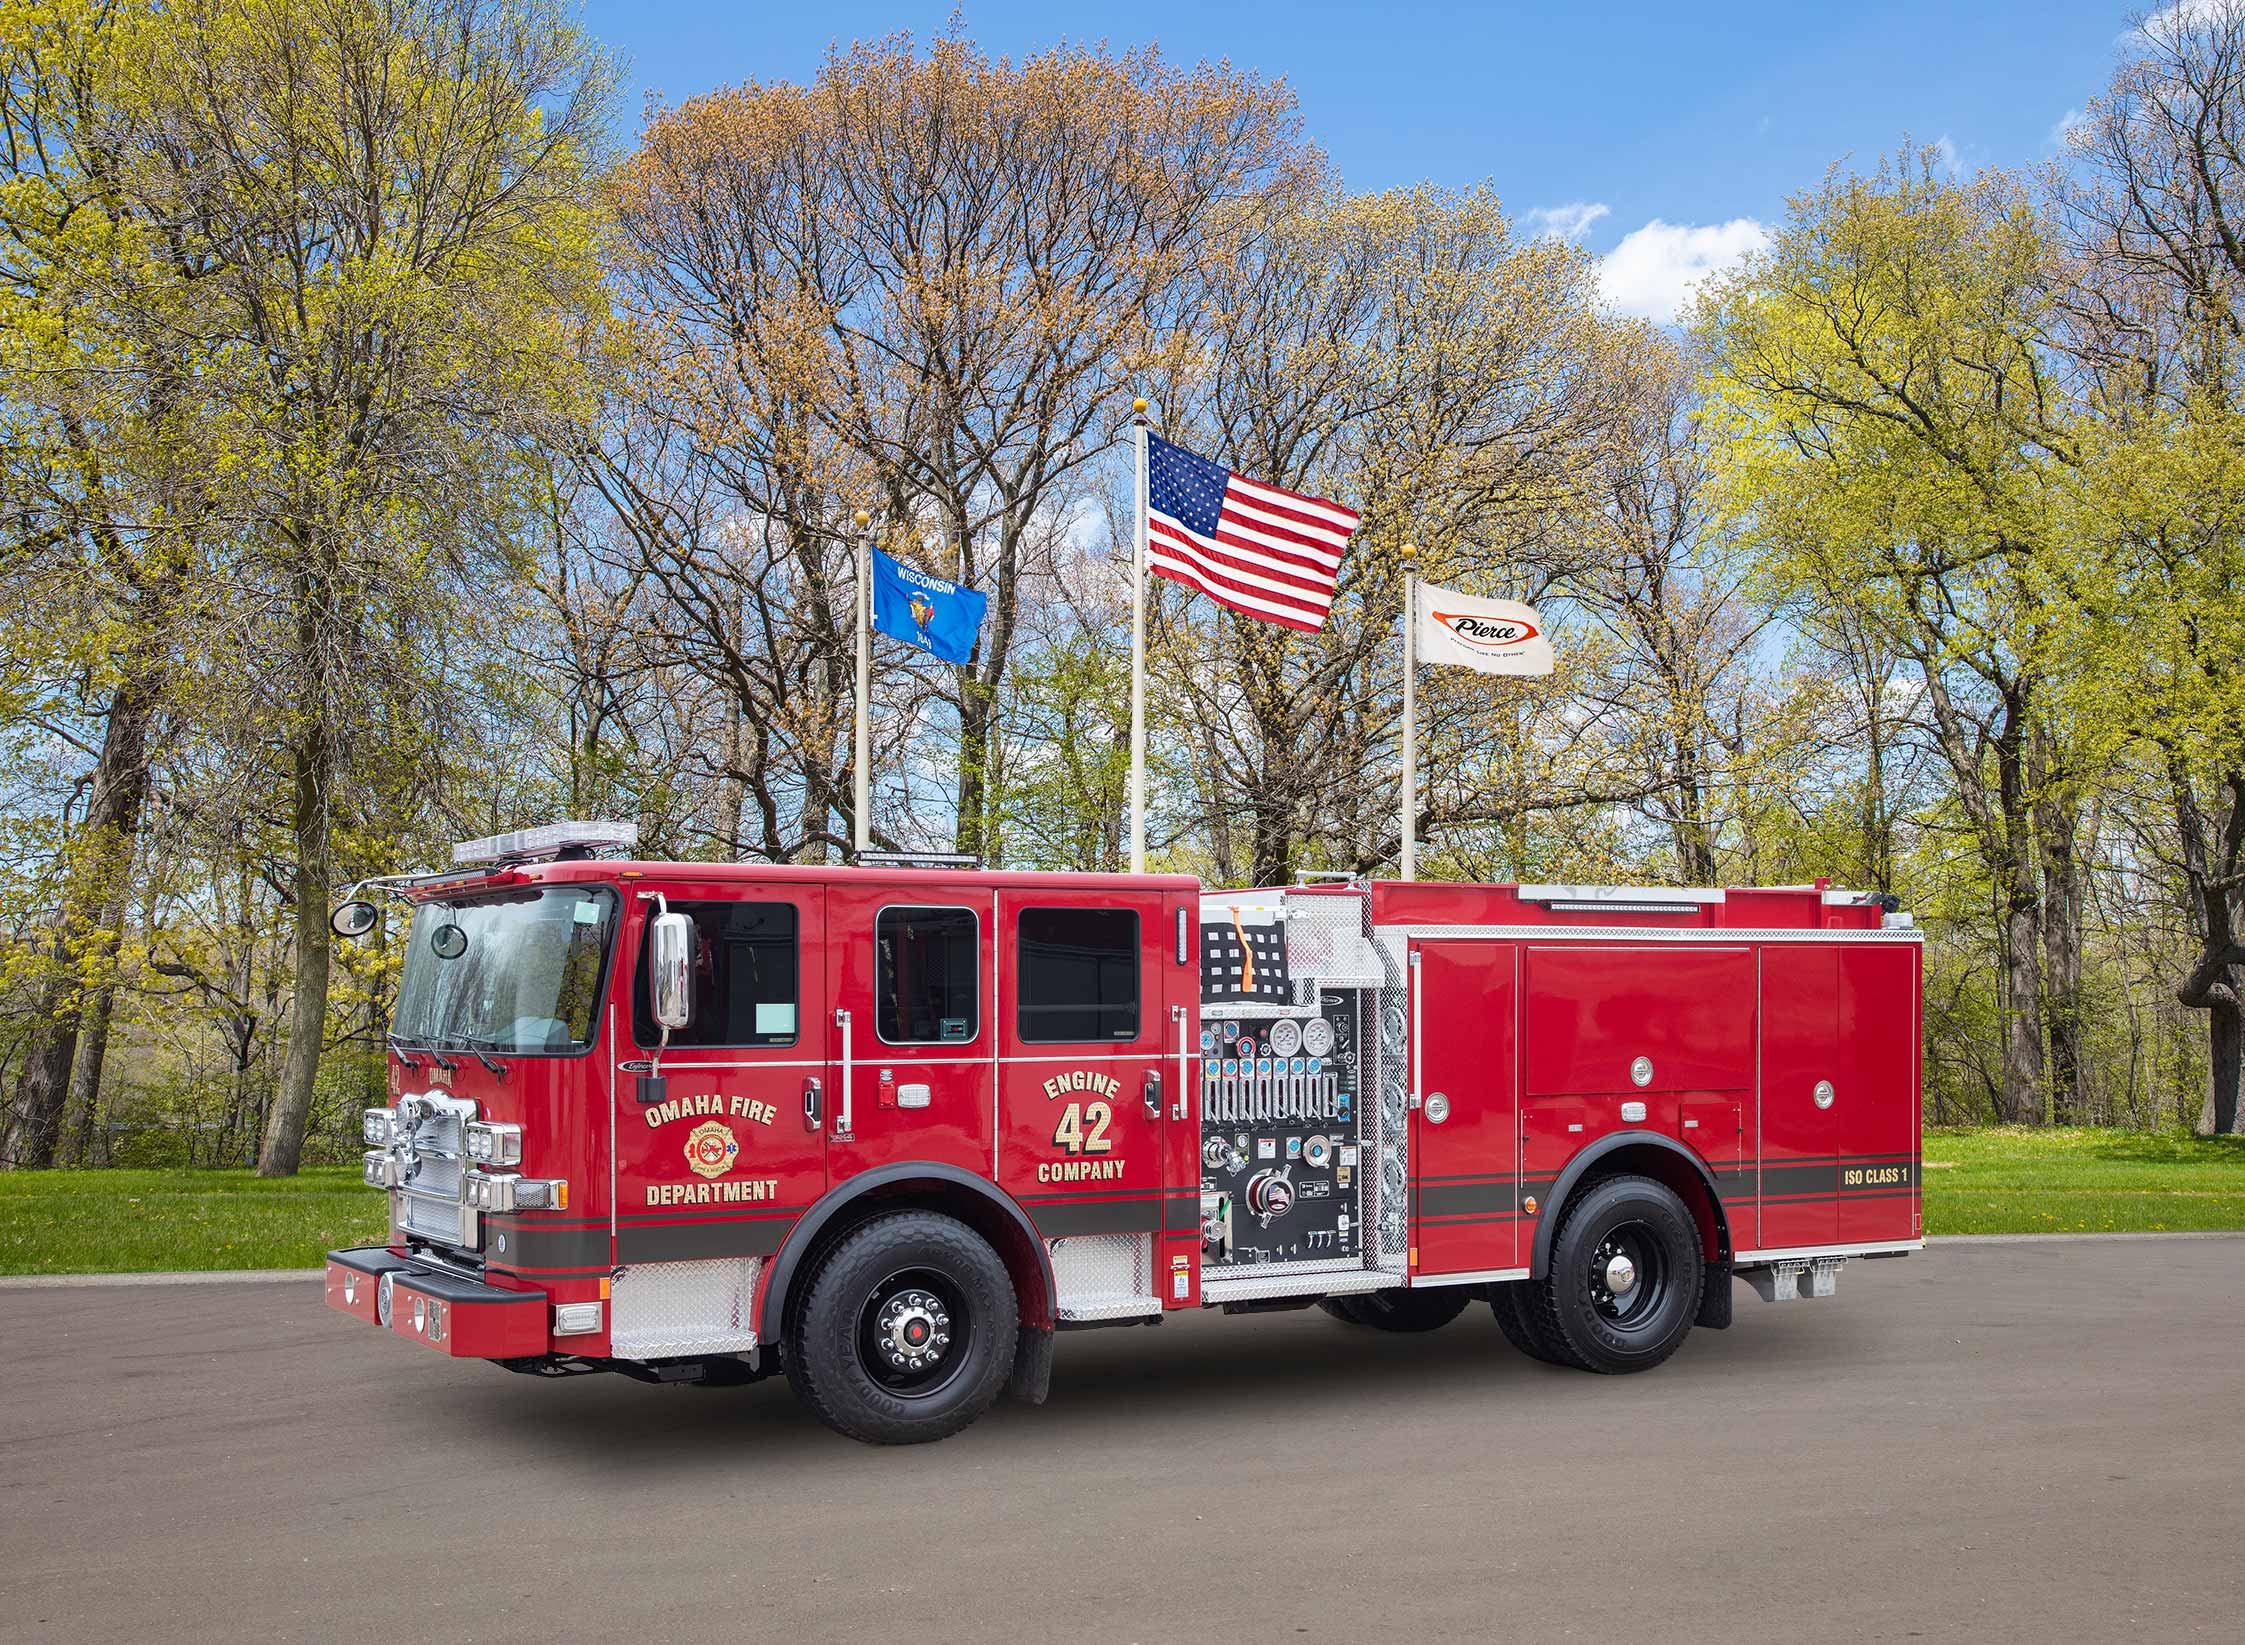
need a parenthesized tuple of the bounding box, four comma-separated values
(1414, 581, 1554, 676)
(870, 545, 987, 665)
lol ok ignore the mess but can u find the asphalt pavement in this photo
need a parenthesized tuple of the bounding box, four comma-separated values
(3, 1235, 2240, 1643)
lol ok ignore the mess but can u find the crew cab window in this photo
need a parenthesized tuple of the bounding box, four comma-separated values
(1016, 907, 1140, 1042)
(876, 906, 979, 1044)
(634, 900, 798, 1047)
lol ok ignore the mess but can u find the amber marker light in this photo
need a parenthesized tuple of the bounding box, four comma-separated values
(1524, 1196, 1540, 1216)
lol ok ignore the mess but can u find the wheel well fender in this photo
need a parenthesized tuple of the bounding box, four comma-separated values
(1529, 1131, 1731, 1279)
(757, 1163, 1056, 1343)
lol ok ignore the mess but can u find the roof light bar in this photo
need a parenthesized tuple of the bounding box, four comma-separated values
(452, 820, 638, 867)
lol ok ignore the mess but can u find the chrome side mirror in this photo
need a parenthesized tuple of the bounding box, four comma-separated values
(650, 911, 694, 1030)
(330, 900, 381, 940)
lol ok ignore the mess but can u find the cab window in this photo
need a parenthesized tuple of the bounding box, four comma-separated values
(1016, 907, 1140, 1042)
(633, 900, 798, 1047)
(876, 906, 979, 1044)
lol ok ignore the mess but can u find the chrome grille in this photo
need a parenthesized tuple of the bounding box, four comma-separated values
(385, 1092, 480, 1251)
(398, 1191, 469, 1245)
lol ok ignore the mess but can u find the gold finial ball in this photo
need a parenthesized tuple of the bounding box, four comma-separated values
(1400, 540, 1418, 559)
(853, 509, 871, 527)
(1131, 398, 1149, 414)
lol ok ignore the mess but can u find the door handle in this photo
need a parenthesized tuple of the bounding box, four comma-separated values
(1172, 1005, 1190, 1120)
(834, 1008, 853, 1135)
(803, 1076, 822, 1131)
(1144, 1070, 1162, 1119)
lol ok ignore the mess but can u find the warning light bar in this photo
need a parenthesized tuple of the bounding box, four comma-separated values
(452, 821, 639, 867)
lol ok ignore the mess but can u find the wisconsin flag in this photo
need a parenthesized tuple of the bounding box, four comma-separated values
(871, 545, 987, 665)
(1414, 581, 1554, 676)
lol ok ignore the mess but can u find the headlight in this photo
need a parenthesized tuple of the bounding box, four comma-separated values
(362, 1108, 395, 1146)
(464, 1121, 521, 1166)
(361, 1149, 400, 1188)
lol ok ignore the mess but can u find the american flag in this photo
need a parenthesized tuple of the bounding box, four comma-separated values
(1145, 432, 1359, 632)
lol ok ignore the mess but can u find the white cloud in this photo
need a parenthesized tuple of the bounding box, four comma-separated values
(1523, 200, 1610, 242)
(1933, 134, 1961, 175)
(2048, 108, 2088, 149)
(1597, 217, 1770, 323)
(2137, 0, 2245, 43)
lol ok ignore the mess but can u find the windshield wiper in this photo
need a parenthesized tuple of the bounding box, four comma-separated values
(394, 1033, 458, 1072)
(385, 1032, 424, 1069)
(460, 1040, 508, 1079)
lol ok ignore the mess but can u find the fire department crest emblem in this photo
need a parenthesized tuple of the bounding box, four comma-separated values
(683, 1120, 739, 1179)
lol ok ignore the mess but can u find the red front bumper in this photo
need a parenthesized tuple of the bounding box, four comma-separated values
(325, 1247, 550, 1359)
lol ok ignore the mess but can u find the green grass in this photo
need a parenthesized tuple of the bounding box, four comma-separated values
(1922, 1126, 2245, 1235)
(2, 1129, 2241, 1274)
(0, 1166, 385, 1275)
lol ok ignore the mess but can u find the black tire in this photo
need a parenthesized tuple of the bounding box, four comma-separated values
(1487, 1280, 1582, 1367)
(1322, 1286, 1471, 1333)
(785, 1210, 1017, 1444)
(1529, 1175, 1703, 1375)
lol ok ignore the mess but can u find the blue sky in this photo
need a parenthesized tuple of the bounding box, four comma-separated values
(579, 0, 2143, 320)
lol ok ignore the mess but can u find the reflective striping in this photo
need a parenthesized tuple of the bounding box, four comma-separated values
(616, 1217, 794, 1263)
(1029, 1196, 1166, 1238)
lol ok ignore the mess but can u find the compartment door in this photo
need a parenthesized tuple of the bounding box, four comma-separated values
(1835, 944, 1920, 1244)
(1756, 944, 1838, 1252)
(1409, 941, 1520, 1279)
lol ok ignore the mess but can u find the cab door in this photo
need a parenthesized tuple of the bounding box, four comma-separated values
(995, 890, 1179, 1265)
(614, 881, 827, 1265)
(824, 882, 995, 1188)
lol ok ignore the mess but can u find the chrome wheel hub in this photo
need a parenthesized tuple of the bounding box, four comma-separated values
(877, 1289, 951, 1373)
(1603, 1252, 1637, 1297)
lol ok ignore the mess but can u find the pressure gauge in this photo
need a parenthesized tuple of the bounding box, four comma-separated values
(1301, 1017, 1336, 1058)
(1268, 1019, 1303, 1058)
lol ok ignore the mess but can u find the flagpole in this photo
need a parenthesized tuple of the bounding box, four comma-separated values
(1400, 541, 1418, 882)
(853, 508, 872, 860)
(1128, 397, 1150, 875)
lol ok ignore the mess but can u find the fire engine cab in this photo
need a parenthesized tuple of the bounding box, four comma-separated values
(324, 821, 1922, 1444)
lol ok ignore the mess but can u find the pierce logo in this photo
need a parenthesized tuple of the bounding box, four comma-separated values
(1433, 611, 1540, 652)
(683, 1120, 739, 1179)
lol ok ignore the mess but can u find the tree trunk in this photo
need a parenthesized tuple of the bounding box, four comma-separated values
(955, 668, 994, 860)
(1999, 897, 2047, 1124)
(258, 720, 336, 1177)
(1, 674, 158, 1170)
(2207, 991, 2244, 1136)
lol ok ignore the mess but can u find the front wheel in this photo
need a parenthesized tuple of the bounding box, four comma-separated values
(1319, 1286, 1471, 1332)
(1530, 1175, 1703, 1374)
(786, 1211, 1017, 1444)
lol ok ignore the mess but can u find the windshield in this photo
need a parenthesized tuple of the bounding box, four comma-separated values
(392, 886, 617, 1055)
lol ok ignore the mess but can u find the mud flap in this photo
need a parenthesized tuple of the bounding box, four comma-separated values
(1008, 1324, 1054, 1405)
(1695, 1260, 1734, 1330)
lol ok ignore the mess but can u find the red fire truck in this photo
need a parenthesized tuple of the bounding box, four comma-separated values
(324, 822, 1921, 1444)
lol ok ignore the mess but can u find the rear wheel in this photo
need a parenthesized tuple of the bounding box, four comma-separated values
(786, 1210, 1017, 1444)
(1488, 1280, 1581, 1367)
(1319, 1286, 1471, 1332)
(1530, 1175, 1702, 1375)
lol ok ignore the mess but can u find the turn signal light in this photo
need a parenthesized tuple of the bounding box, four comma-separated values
(464, 1173, 567, 1213)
